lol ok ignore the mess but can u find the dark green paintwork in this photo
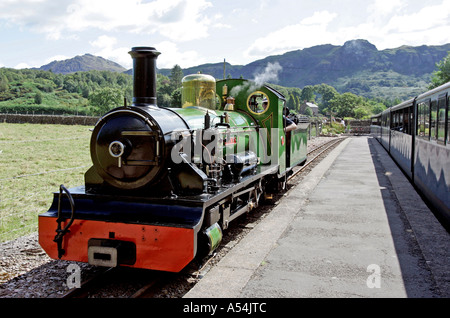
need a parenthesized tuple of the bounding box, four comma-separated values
(171, 77, 308, 176)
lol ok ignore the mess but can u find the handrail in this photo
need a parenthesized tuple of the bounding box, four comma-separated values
(53, 185, 76, 259)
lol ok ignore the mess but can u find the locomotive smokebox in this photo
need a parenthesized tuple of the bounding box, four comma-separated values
(129, 47, 161, 106)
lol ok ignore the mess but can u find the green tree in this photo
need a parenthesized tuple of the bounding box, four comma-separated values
(287, 93, 296, 110)
(353, 106, 369, 119)
(53, 74, 64, 88)
(81, 85, 90, 99)
(292, 91, 301, 112)
(158, 93, 172, 108)
(314, 83, 338, 112)
(156, 73, 173, 107)
(169, 65, 184, 91)
(0, 74, 9, 93)
(63, 79, 78, 93)
(300, 85, 315, 103)
(368, 100, 386, 115)
(171, 88, 182, 108)
(429, 51, 450, 89)
(89, 87, 123, 114)
(34, 92, 43, 105)
(329, 92, 366, 118)
(304, 106, 313, 117)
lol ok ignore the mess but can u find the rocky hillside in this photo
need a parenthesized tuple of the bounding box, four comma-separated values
(38, 54, 127, 74)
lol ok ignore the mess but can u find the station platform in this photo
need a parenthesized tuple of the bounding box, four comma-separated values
(184, 136, 450, 298)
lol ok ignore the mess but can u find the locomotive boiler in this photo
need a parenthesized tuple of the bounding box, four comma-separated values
(38, 47, 309, 272)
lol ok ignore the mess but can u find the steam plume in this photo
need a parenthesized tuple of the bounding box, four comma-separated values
(230, 62, 283, 97)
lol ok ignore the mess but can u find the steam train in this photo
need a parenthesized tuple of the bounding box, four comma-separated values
(38, 47, 309, 272)
(371, 81, 450, 227)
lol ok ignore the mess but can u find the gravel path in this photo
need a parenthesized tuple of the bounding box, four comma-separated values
(0, 233, 101, 297)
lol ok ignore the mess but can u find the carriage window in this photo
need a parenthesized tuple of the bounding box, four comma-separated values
(403, 107, 411, 135)
(417, 101, 428, 138)
(437, 96, 446, 143)
(448, 96, 450, 145)
(416, 103, 421, 136)
(247, 91, 270, 115)
(430, 100, 438, 141)
(391, 112, 397, 129)
(419, 100, 430, 139)
(409, 107, 414, 135)
(404, 108, 410, 135)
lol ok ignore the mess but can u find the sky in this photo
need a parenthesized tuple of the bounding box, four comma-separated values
(0, 0, 449, 70)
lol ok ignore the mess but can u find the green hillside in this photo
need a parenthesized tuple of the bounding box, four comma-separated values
(0, 69, 132, 116)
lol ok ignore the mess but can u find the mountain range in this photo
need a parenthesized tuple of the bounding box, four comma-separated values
(38, 39, 450, 100)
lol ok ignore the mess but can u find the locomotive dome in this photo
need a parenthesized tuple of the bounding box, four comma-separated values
(181, 73, 217, 110)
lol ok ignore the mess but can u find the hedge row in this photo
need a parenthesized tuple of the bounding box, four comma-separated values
(0, 113, 99, 126)
(0, 105, 97, 116)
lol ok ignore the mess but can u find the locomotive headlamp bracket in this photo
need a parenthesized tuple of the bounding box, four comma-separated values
(109, 140, 125, 168)
(109, 141, 125, 158)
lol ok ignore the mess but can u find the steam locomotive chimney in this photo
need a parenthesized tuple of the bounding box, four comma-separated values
(129, 47, 161, 106)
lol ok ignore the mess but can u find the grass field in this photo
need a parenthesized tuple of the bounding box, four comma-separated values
(0, 123, 93, 242)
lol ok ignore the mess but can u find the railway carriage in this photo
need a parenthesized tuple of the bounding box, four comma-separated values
(38, 47, 309, 272)
(371, 82, 450, 226)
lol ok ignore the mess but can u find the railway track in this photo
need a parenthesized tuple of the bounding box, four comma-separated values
(62, 267, 114, 298)
(62, 267, 169, 298)
(61, 136, 345, 298)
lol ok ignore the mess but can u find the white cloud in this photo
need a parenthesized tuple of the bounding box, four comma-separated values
(14, 62, 32, 69)
(259, 0, 269, 11)
(244, 10, 339, 59)
(0, 0, 213, 41)
(154, 41, 206, 69)
(90, 35, 118, 49)
(155, 0, 212, 41)
(87, 36, 207, 69)
(0, 0, 74, 40)
(212, 22, 232, 29)
(385, 0, 450, 33)
(301, 11, 337, 26)
(244, 0, 450, 60)
(369, 0, 406, 16)
(90, 35, 131, 68)
(44, 55, 71, 64)
(360, 0, 450, 48)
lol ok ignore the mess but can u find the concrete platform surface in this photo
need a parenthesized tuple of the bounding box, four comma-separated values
(184, 136, 450, 298)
